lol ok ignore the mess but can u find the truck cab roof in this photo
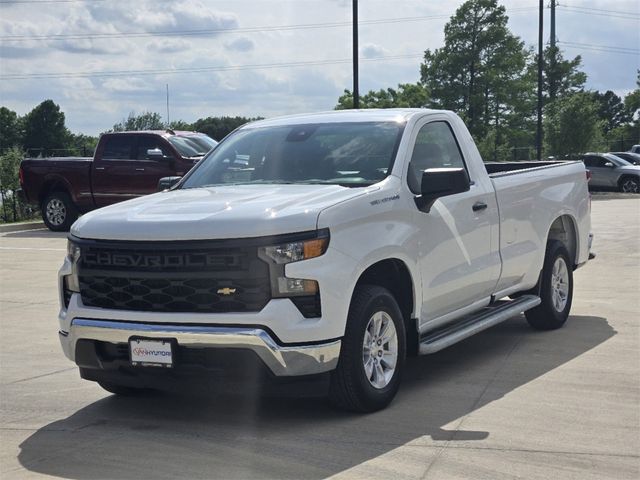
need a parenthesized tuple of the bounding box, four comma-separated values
(243, 109, 445, 129)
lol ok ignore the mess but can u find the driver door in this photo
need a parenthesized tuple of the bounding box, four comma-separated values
(93, 135, 176, 207)
(409, 118, 501, 326)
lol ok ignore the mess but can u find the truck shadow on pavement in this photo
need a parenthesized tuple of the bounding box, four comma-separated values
(3, 229, 67, 239)
(18, 315, 614, 479)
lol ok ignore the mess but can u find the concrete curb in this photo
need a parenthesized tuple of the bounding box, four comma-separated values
(591, 192, 640, 201)
(0, 221, 45, 233)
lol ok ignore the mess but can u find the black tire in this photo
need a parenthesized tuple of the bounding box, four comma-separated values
(98, 381, 155, 396)
(329, 285, 406, 412)
(525, 240, 573, 330)
(619, 176, 640, 193)
(41, 191, 78, 231)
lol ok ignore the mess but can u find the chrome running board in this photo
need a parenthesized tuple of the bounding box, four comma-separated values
(419, 295, 541, 355)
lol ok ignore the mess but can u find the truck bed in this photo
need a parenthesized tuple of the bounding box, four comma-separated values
(484, 160, 580, 177)
(20, 157, 93, 207)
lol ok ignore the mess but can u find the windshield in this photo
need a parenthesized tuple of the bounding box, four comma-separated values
(606, 154, 631, 166)
(184, 135, 217, 152)
(181, 122, 404, 189)
(168, 135, 217, 157)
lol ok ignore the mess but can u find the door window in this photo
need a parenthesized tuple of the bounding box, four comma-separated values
(408, 121, 467, 192)
(102, 136, 136, 160)
(136, 136, 173, 160)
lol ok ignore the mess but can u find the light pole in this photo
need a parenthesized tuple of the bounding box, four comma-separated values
(352, 0, 359, 109)
(536, 0, 544, 161)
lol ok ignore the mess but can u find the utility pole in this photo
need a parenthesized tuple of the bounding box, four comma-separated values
(549, 0, 557, 101)
(166, 84, 170, 127)
(550, 0, 556, 49)
(537, 0, 544, 161)
(352, 0, 359, 109)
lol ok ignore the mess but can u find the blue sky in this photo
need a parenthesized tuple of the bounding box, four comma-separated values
(0, 0, 638, 136)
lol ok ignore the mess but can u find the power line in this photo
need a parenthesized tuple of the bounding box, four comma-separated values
(0, 0, 108, 3)
(0, 53, 424, 80)
(0, 15, 449, 42)
(558, 40, 640, 56)
(0, 8, 538, 42)
(558, 3, 640, 17)
(557, 5, 640, 20)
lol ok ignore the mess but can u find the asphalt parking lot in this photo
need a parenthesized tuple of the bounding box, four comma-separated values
(0, 197, 638, 480)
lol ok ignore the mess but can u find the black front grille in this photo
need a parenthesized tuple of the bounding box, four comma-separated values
(78, 241, 271, 313)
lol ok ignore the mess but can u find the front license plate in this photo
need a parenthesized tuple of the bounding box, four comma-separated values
(129, 338, 173, 368)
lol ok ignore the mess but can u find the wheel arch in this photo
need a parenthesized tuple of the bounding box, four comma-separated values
(354, 258, 419, 355)
(547, 214, 579, 269)
(39, 175, 74, 206)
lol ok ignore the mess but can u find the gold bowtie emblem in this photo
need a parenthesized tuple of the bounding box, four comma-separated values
(217, 287, 237, 296)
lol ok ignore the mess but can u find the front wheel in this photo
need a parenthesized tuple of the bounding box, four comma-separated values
(525, 240, 573, 330)
(619, 176, 640, 193)
(329, 285, 406, 412)
(41, 191, 78, 231)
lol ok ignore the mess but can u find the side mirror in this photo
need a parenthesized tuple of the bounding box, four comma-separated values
(147, 148, 166, 160)
(604, 162, 614, 168)
(415, 168, 470, 212)
(158, 176, 182, 191)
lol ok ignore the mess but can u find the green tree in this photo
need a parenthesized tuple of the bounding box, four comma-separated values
(22, 100, 70, 156)
(606, 72, 640, 151)
(591, 90, 630, 135)
(544, 92, 602, 157)
(624, 70, 640, 126)
(68, 133, 98, 156)
(420, 0, 530, 142)
(420, 0, 533, 160)
(537, 46, 587, 102)
(0, 107, 23, 153)
(192, 116, 262, 141)
(112, 111, 164, 131)
(335, 83, 429, 110)
(0, 147, 24, 222)
(168, 120, 193, 131)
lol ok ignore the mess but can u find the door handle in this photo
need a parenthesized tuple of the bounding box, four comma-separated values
(135, 168, 145, 172)
(95, 167, 105, 171)
(472, 201, 488, 212)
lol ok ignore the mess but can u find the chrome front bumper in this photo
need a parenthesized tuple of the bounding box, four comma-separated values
(60, 318, 341, 377)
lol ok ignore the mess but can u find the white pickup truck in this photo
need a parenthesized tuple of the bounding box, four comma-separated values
(58, 109, 592, 412)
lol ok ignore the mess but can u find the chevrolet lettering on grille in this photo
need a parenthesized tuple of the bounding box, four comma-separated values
(82, 252, 240, 269)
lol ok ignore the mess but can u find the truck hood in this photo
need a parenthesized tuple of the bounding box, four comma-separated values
(71, 184, 374, 241)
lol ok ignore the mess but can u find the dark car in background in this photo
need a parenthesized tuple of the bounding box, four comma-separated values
(20, 130, 217, 230)
(609, 152, 640, 165)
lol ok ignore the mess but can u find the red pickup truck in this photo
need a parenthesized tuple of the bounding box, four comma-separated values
(20, 130, 217, 231)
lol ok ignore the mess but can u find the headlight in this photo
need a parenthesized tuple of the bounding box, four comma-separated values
(261, 237, 328, 264)
(67, 239, 81, 263)
(259, 231, 328, 297)
(64, 240, 81, 293)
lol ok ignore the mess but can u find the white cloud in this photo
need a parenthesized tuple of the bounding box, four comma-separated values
(361, 43, 387, 59)
(102, 78, 155, 93)
(224, 37, 254, 53)
(85, 0, 237, 33)
(0, 0, 637, 136)
(146, 38, 192, 54)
